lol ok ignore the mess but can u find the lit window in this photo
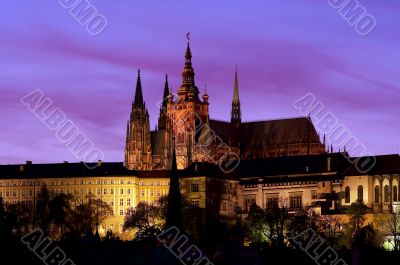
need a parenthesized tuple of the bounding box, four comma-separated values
(110, 200, 114, 206)
(345, 187, 350, 203)
(120, 189, 124, 195)
(104, 189, 107, 195)
(110, 188, 114, 195)
(120, 199, 124, 206)
(127, 198, 131, 207)
(150, 190, 154, 197)
(120, 180, 124, 184)
(191, 183, 199, 192)
(127, 189, 131, 195)
(120, 209, 124, 216)
(290, 195, 302, 208)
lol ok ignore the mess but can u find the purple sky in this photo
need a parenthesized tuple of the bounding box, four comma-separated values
(1, 0, 399, 164)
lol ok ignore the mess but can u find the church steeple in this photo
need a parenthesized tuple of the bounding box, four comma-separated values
(231, 65, 241, 127)
(133, 70, 144, 108)
(178, 33, 199, 99)
(125, 69, 152, 170)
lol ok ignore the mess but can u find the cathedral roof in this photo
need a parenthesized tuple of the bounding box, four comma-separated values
(208, 117, 322, 148)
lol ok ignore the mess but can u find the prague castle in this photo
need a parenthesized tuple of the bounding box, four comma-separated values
(1, 37, 400, 237)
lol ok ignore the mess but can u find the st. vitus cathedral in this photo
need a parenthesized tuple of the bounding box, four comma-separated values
(125, 37, 326, 170)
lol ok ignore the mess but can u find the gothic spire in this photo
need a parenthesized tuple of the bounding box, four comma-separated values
(233, 65, 240, 105)
(166, 141, 182, 229)
(133, 70, 144, 108)
(162, 75, 169, 108)
(178, 33, 199, 98)
(158, 75, 169, 130)
(231, 65, 241, 127)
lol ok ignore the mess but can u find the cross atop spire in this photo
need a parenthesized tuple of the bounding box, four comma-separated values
(133, 70, 144, 108)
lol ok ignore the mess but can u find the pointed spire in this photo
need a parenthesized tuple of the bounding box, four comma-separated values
(231, 65, 241, 127)
(133, 70, 144, 108)
(178, 33, 198, 98)
(158, 75, 170, 130)
(233, 64, 240, 105)
(202, 82, 209, 102)
(162, 75, 169, 106)
(166, 140, 182, 229)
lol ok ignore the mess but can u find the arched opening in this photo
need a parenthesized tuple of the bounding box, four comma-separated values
(375, 185, 380, 203)
(345, 186, 350, 203)
(384, 185, 390, 203)
(394, 186, 398, 202)
(357, 185, 363, 202)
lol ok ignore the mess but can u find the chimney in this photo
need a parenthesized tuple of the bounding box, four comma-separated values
(98, 160, 103, 167)
(26, 160, 32, 165)
(327, 157, 331, 172)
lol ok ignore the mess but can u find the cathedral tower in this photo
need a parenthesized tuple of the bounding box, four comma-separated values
(125, 70, 152, 170)
(165, 34, 210, 169)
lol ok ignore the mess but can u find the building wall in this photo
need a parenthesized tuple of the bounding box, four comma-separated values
(0, 174, 238, 237)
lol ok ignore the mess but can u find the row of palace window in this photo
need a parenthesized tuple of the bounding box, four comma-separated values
(244, 194, 303, 210)
(0, 188, 167, 199)
(344, 185, 399, 203)
(0, 187, 135, 197)
(140, 189, 162, 197)
(0, 179, 135, 187)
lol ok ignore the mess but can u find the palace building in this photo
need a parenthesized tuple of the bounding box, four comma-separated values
(1, 37, 399, 237)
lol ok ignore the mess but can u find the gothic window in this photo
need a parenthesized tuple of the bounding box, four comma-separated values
(374, 186, 380, 203)
(384, 185, 389, 202)
(394, 186, 398, 202)
(345, 186, 350, 203)
(357, 185, 363, 202)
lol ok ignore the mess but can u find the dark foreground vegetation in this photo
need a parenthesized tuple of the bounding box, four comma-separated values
(1, 187, 400, 264)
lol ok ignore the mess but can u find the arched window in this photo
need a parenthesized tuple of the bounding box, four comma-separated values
(374, 186, 380, 203)
(384, 185, 390, 203)
(394, 186, 398, 202)
(357, 185, 363, 202)
(345, 186, 350, 203)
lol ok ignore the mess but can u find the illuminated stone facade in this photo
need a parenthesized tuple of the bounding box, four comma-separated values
(125, 38, 326, 171)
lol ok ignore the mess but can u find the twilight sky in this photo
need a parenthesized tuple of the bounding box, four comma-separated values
(0, 0, 399, 164)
